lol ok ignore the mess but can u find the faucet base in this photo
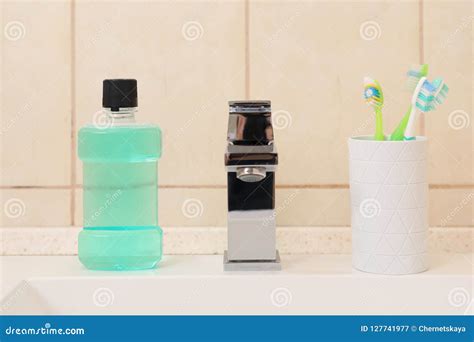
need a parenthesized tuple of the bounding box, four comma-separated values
(223, 250, 281, 271)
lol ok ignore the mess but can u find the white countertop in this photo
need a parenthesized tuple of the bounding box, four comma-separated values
(1, 254, 473, 315)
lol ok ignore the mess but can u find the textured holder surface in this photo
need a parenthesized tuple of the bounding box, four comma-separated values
(348, 136, 428, 275)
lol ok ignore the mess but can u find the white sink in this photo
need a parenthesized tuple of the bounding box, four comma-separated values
(1, 254, 472, 315)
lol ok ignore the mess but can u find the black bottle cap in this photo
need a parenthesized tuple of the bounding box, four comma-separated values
(102, 79, 138, 111)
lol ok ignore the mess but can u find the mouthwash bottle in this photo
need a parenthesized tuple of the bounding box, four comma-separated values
(78, 79, 162, 270)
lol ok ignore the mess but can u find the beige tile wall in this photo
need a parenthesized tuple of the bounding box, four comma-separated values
(1, 1, 472, 229)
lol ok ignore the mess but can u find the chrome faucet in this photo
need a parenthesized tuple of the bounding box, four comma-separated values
(224, 100, 281, 271)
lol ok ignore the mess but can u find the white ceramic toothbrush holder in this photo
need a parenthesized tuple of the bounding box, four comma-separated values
(348, 136, 429, 275)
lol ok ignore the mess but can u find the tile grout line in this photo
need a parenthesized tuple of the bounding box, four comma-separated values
(244, 0, 250, 99)
(419, 0, 425, 135)
(1, 184, 473, 190)
(70, 1, 76, 226)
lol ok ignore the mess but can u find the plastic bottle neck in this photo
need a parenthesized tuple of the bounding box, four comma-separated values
(104, 107, 137, 125)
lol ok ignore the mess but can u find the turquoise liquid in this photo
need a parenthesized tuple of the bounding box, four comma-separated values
(78, 124, 162, 270)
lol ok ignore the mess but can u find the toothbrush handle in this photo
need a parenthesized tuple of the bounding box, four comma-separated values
(403, 105, 418, 140)
(374, 107, 384, 141)
(390, 106, 411, 141)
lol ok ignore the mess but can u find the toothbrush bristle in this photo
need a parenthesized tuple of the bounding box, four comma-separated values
(406, 64, 429, 91)
(364, 86, 382, 108)
(415, 80, 436, 112)
(415, 99, 434, 112)
(363, 77, 383, 109)
(421, 81, 436, 96)
(432, 78, 449, 105)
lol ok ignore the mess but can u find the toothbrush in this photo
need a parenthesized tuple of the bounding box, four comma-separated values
(403, 77, 436, 140)
(390, 64, 429, 141)
(364, 77, 385, 141)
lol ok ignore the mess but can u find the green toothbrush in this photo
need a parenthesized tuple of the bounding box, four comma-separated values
(364, 77, 384, 141)
(390, 64, 429, 141)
